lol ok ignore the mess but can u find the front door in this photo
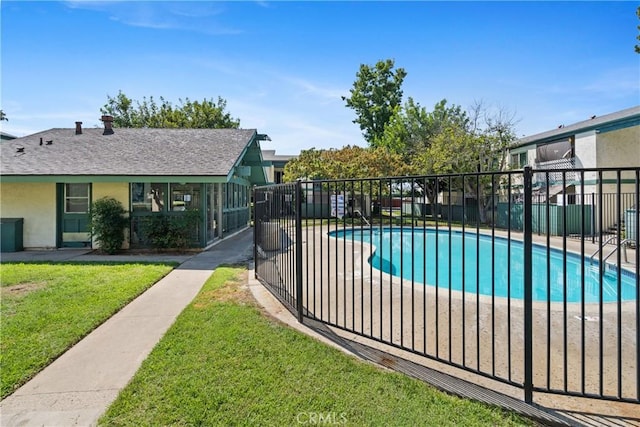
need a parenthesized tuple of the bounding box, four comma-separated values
(57, 183, 92, 248)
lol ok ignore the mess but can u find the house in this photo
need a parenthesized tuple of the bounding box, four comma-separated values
(428, 106, 638, 232)
(261, 149, 298, 184)
(510, 105, 640, 171)
(505, 105, 640, 235)
(0, 116, 269, 250)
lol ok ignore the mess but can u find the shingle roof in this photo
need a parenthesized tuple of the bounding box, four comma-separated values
(515, 105, 640, 148)
(1, 128, 258, 176)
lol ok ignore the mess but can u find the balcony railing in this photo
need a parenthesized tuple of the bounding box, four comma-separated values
(534, 158, 577, 184)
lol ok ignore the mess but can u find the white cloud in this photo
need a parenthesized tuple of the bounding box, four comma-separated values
(64, 1, 242, 35)
(253, 1, 271, 9)
(187, 57, 247, 80)
(280, 76, 347, 103)
(230, 96, 363, 154)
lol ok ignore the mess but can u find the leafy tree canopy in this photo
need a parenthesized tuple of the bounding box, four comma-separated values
(0, 110, 7, 121)
(101, 91, 240, 128)
(283, 145, 410, 182)
(339, 61, 520, 223)
(412, 101, 518, 222)
(415, 101, 517, 176)
(342, 58, 519, 177)
(342, 59, 407, 145)
(374, 98, 469, 164)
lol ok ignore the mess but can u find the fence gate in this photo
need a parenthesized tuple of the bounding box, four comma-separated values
(254, 182, 303, 321)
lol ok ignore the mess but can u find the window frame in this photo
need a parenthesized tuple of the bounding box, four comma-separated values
(64, 183, 91, 214)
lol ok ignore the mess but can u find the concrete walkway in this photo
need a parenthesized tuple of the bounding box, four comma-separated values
(0, 229, 255, 427)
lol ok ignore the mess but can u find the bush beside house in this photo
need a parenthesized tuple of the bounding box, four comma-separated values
(90, 197, 129, 254)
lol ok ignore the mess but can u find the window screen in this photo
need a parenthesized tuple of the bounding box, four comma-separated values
(65, 183, 90, 213)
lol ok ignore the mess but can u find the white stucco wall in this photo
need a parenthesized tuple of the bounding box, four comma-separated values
(574, 130, 597, 169)
(0, 182, 57, 249)
(263, 165, 275, 183)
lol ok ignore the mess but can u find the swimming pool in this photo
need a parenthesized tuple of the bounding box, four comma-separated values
(332, 227, 637, 303)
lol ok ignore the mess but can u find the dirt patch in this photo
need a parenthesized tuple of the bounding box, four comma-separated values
(379, 356, 397, 369)
(1, 282, 47, 297)
(194, 271, 257, 308)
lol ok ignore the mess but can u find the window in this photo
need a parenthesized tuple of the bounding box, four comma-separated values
(510, 152, 528, 168)
(131, 183, 167, 212)
(65, 183, 90, 213)
(170, 183, 200, 211)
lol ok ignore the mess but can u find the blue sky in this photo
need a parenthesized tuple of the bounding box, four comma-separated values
(1, 1, 639, 154)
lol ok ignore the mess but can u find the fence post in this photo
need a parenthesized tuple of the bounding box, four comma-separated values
(253, 186, 258, 279)
(591, 193, 595, 244)
(523, 166, 534, 403)
(295, 179, 304, 323)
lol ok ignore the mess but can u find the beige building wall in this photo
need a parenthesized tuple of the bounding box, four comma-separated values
(0, 182, 57, 249)
(93, 183, 130, 208)
(0, 182, 131, 250)
(596, 126, 640, 168)
(588, 126, 639, 199)
(573, 124, 638, 233)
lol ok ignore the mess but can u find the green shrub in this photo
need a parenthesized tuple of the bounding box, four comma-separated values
(143, 210, 200, 250)
(90, 197, 129, 254)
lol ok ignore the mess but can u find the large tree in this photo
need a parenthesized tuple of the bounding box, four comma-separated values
(415, 102, 518, 223)
(101, 91, 240, 128)
(342, 59, 407, 145)
(373, 98, 470, 205)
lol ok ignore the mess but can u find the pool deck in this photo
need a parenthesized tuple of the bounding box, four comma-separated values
(259, 224, 639, 425)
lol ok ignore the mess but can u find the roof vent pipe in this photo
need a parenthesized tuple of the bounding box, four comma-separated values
(101, 115, 114, 135)
(75, 121, 83, 135)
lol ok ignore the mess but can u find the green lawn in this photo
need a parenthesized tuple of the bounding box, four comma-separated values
(100, 266, 532, 426)
(0, 262, 175, 398)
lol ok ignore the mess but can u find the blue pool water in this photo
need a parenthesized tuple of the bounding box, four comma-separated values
(332, 228, 637, 303)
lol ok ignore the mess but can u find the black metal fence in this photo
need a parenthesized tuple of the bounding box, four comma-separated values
(254, 167, 639, 405)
